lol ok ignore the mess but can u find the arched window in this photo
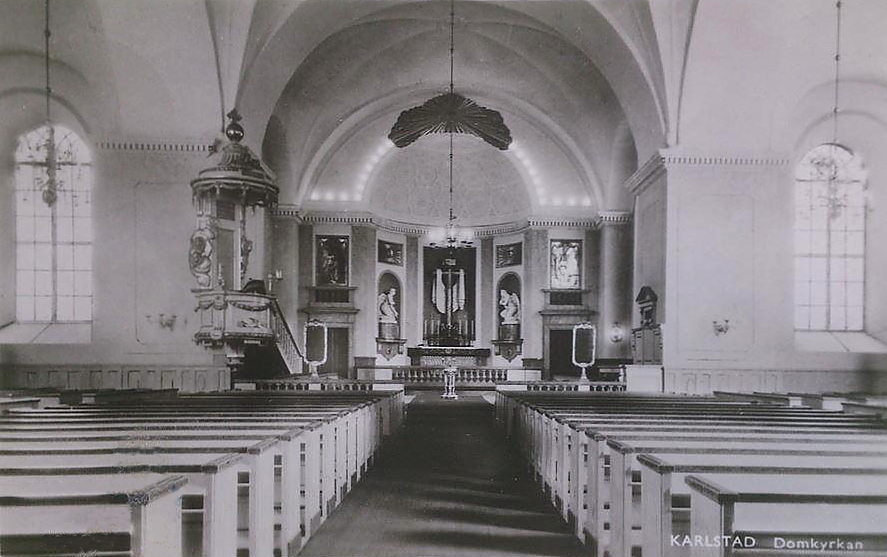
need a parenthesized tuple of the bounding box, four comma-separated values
(14, 125, 93, 322)
(794, 144, 866, 331)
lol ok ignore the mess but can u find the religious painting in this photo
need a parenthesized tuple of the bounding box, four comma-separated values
(550, 239, 581, 289)
(315, 235, 349, 286)
(495, 242, 522, 267)
(378, 240, 404, 266)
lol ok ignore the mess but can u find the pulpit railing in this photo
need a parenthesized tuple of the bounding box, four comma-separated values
(270, 299, 305, 375)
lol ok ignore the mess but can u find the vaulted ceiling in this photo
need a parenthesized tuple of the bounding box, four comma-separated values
(4, 0, 885, 225)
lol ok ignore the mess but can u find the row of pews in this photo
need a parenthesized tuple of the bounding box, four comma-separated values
(0, 389, 404, 557)
(495, 391, 887, 557)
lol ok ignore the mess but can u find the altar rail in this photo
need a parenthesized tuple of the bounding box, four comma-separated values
(356, 365, 544, 386)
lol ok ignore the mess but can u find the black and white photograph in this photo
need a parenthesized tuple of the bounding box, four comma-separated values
(1, 1, 886, 557)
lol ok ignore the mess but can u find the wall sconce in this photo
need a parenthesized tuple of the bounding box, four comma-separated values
(264, 269, 283, 293)
(712, 319, 730, 336)
(146, 313, 178, 331)
(609, 322, 625, 343)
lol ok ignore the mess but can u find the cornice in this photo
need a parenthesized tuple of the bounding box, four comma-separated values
(624, 153, 666, 196)
(97, 141, 213, 152)
(596, 210, 633, 226)
(527, 217, 600, 229)
(662, 154, 790, 167)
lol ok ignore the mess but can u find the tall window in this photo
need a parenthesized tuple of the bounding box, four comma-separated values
(794, 144, 866, 331)
(14, 125, 93, 322)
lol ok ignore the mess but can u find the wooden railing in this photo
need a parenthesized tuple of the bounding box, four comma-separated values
(269, 299, 305, 376)
(388, 366, 509, 385)
(525, 381, 626, 392)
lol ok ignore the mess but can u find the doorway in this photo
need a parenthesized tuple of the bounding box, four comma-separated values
(549, 329, 582, 379)
(318, 327, 349, 376)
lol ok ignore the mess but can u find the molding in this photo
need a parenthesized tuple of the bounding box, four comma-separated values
(270, 204, 303, 221)
(624, 153, 666, 196)
(597, 210, 633, 226)
(662, 154, 790, 167)
(527, 217, 599, 229)
(97, 141, 213, 152)
(624, 152, 790, 196)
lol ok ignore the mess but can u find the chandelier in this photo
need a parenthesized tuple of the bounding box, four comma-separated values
(389, 0, 512, 248)
(818, 0, 848, 219)
(40, 0, 59, 206)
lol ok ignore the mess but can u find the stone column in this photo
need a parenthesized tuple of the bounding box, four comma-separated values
(597, 212, 634, 358)
(523, 228, 548, 366)
(404, 235, 420, 347)
(351, 225, 377, 364)
(480, 238, 494, 346)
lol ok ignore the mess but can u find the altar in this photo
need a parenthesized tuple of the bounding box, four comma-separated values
(407, 346, 491, 367)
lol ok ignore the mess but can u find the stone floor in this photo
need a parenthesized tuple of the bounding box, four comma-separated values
(299, 392, 586, 557)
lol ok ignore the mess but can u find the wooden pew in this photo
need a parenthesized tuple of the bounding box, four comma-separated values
(684, 473, 887, 557)
(496, 391, 887, 554)
(637, 453, 887, 557)
(0, 473, 188, 557)
(0, 391, 401, 557)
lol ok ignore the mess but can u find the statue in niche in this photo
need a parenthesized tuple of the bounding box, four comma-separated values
(499, 289, 521, 325)
(189, 221, 214, 288)
(378, 288, 399, 323)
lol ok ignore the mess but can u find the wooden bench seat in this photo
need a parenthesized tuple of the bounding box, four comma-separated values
(684, 473, 887, 557)
(638, 453, 887, 557)
(0, 473, 187, 557)
(0, 390, 404, 557)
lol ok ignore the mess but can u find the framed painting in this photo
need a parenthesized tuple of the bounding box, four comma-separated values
(495, 242, 522, 267)
(378, 240, 404, 266)
(316, 235, 349, 286)
(550, 239, 581, 289)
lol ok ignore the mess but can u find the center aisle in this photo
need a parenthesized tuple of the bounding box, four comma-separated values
(299, 392, 586, 557)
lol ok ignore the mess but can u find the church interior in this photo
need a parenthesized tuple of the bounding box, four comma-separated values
(1, 1, 886, 556)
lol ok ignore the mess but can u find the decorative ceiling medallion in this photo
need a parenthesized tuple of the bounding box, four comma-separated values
(388, 92, 512, 150)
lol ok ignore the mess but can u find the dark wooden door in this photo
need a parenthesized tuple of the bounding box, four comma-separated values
(549, 329, 582, 379)
(318, 327, 349, 377)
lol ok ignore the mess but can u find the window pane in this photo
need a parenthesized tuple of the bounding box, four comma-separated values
(847, 306, 863, 330)
(846, 231, 864, 255)
(57, 271, 74, 296)
(16, 296, 35, 322)
(35, 271, 53, 295)
(795, 257, 811, 281)
(74, 271, 92, 296)
(73, 217, 92, 242)
(35, 296, 52, 321)
(16, 216, 34, 243)
(34, 244, 52, 270)
(17, 244, 35, 270)
(73, 192, 91, 216)
(57, 296, 74, 321)
(810, 231, 827, 255)
(829, 230, 846, 256)
(794, 231, 810, 254)
(795, 281, 810, 305)
(846, 258, 864, 281)
(847, 282, 864, 306)
(795, 306, 810, 330)
(830, 258, 845, 281)
(17, 271, 35, 295)
(810, 281, 827, 305)
(829, 308, 846, 330)
(74, 245, 92, 270)
(56, 192, 74, 217)
(74, 297, 92, 321)
(34, 217, 52, 242)
(57, 245, 74, 270)
(809, 306, 827, 330)
(810, 258, 827, 280)
(829, 282, 845, 306)
(57, 217, 74, 243)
